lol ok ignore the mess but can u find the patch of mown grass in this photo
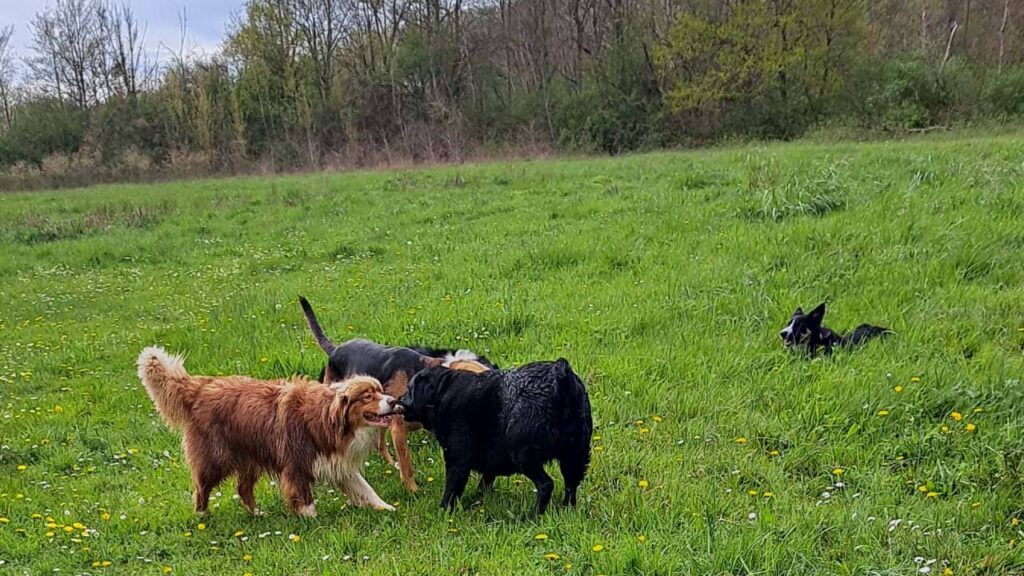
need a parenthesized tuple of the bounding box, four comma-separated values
(1, 135, 1024, 574)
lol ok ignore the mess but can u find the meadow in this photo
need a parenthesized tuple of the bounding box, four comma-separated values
(1, 135, 1024, 575)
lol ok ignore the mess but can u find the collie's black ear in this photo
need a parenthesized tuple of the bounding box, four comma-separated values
(793, 307, 804, 316)
(807, 302, 826, 324)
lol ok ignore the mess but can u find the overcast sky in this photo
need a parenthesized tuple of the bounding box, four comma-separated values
(0, 0, 241, 65)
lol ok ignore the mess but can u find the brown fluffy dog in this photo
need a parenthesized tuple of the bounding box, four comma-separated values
(137, 346, 399, 517)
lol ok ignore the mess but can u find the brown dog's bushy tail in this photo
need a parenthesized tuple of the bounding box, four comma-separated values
(298, 296, 336, 355)
(137, 346, 199, 429)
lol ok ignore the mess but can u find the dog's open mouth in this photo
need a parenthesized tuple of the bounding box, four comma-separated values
(364, 412, 394, 427)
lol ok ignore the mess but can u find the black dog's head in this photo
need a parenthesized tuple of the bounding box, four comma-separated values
(395, 366, 453, 428)
(779, 303, 826, 348)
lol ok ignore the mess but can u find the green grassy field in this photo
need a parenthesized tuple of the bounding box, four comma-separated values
(2, 135, 1024, 575)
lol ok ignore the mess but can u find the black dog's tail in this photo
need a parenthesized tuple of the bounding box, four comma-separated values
(841, 324, 891, 348)
(298, 296, 337, 355)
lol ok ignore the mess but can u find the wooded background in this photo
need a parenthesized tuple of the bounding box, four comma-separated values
(0, 0, 1021, 189)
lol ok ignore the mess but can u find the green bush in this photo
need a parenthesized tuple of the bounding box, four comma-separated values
(0, 99, 87, 166)
(848, 56, 952, 130)
(983, 66, 1024, 117)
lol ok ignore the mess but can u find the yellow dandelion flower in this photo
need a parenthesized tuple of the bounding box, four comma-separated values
(763, 491, 774, 498)
(943, 569, 952, 576)
(183, 531, 192, 537)
(639, 427, 650, 434)
(72, 522, 86, 530)
(1012, 517, 1019, 527)
(971, 501, 981, 508)
(16, 464, 27, 471)
(918, 485, 929, 493)
(941, 425, 949, 433)
(966, 423, 977, 433)
(289, 533, 300, 543)
(45, 531, 54, 538)
(894, 386, 904, 393)
(927, 491, 939, 498)
(973, 407, 983, 413)
(911, 376, 921, 383)
(564, 563, 573, 570)
(0, 518, 8, 524)
(234, 530, 244, 537)
(54, 405, 63, 413)
(594, 446, 604, 452)
(591, 544, 604, 553)
(46, 522, 57, 528)
(653, 415, 663, 422)
(747, 490, 758, 496)
(877, 410, 890, 416)
(735, 437, 748, 445)
(92, 562, 101, 568)
(769, 450, 780, 457)
(244, 573, 254, 576)
(592, 435, 602, 441)
(162, 567, 172, 574)
(243, 554, 252, 562)
(101, 561, 112, 567)
(427, 477, 434, 483)
(535, 533, 549, 541)
(63, 526, 74, 533)
(832, 468, 844, 476)
(544, 553, 560, 561)
(260, 357, 268, 363)
(638, 479, 649, 489)
(101, 512, 110, 521)
(951, 411, 962, 421)
(197, 523, 205, 531)
(637, 535, 646, 543)
(448, 527, 459, 533)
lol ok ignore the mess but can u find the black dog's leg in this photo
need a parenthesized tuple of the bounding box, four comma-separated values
(523, 464, 554, 515)
(440, 463, 471, 512)
(559, 454, 588, 507)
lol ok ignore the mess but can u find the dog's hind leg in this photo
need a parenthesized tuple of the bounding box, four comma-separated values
(558, 453, 588, 507)
(523, 464, 554, 515)
(184, 432, 225, 516)
(236, 468, 261, 515)
(389, 416, 419, 492)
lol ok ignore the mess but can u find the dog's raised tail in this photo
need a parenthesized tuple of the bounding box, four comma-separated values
(842, 324, 891, 347)
(137, 346, 198, 429)
(299, 296, 337, 355)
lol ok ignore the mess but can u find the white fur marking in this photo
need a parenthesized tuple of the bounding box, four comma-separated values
(442, 349, 480, 367)
(297, 504, 317, 518)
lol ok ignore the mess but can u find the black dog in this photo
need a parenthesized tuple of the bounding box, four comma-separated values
(780, 302, 889, 355)
(396, 360, 592, 514)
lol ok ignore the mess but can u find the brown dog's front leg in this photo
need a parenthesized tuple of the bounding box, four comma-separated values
(390, 416, 419, 492)
(377, 429, 397, 469)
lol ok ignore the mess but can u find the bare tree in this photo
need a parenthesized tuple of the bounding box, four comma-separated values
(28, 0, 106, 107)
(99, 2, 149, 98)
(0, 25, 16, 130)
(292, 0, 352, 101)
(998, 0, 1010, 73)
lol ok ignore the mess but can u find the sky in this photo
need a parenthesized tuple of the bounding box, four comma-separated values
(0, 0, 241, 67)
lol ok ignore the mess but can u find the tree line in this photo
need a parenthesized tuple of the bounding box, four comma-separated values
(0, 0, 1021, 189)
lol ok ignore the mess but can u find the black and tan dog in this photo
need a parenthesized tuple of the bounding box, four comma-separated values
(299, 296, 494, 492)
(780, 302, 889, 356)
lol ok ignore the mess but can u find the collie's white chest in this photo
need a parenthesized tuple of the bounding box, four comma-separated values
(314, 428, 377, 483)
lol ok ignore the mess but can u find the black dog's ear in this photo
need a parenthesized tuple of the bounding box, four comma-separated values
(807, 303, 826, 324)
(793, 307, 804, 316)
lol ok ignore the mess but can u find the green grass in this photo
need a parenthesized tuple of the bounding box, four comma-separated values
(2, 135, 1024, 575)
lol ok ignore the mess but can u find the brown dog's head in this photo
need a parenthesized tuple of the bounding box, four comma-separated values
(329, 376, 399, 431)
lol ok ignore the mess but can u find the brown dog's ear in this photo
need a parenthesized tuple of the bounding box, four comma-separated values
(328, 392, 351, 433)
(422, 356, 444, 369)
